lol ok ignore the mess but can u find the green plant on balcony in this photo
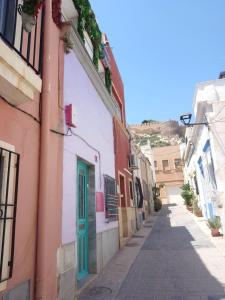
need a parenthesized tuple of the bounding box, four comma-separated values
(22, 0, 44, 16)
(73, 0, 102, 68)
(21, 0, 44, 32)
(105, 67, 112, 93)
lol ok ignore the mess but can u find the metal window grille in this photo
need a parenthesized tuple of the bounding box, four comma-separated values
(104, 175, 118, 222)
(0, 147, 20, 283)
(0, 0, 44, 75)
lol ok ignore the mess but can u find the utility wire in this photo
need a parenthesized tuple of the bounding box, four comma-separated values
(0, 93, 40, 123)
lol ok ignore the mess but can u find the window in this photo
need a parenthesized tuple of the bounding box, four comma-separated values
(129, 181, 133, 200)
(174, 158, 182, 170)
(0, 146, 20, 282)
(162, 160, 169, 171)
(154, 161, 157, 169)
(104, 175, 118, 222)
(0, 0, 17, 45)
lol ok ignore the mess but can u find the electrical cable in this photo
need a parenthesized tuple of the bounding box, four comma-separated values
(50, 127, 72, 136)
(69, 128, 102, 188)
(0, 93, 40, 123)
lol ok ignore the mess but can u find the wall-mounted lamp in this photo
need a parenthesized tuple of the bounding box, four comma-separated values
(179, 113, 208, 127)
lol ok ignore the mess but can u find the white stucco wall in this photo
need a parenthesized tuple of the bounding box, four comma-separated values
(62, 52, 117, 245)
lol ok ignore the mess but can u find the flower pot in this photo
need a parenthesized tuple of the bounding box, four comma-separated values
(186, 205, 193, 212)
(194, 211, 203, 217)
(21, 11, 36, 33)
(211, 228, 221, 237)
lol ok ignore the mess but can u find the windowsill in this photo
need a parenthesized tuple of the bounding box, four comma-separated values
(0, 38, 42, 105)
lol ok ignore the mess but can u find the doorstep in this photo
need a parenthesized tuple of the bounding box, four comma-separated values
(185, 205, 225, 257)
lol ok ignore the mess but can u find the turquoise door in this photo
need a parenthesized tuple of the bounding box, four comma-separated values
(77, 160, 89, 280)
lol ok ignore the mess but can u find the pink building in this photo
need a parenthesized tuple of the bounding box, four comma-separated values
(0, 1, 64, 299)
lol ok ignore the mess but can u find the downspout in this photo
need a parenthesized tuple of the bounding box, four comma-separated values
(36, 1, 53, 298)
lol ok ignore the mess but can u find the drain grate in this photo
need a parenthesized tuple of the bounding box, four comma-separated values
(88, 286, 112, 297)
(125, 242, 140, 247)
(132, 235, 145, 238)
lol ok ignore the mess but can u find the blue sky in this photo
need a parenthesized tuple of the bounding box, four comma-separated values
(90, 0, 225, 124)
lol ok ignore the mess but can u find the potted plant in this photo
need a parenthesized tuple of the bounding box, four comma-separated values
(207, 216, 221, 237)
(181, 183, 193, 211)
(154, 197, 162, 212)
(192, 196, 203, 217)
(21, 0, 44, 32)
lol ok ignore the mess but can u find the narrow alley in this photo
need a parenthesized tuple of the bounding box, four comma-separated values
(79, 200, 225, 300)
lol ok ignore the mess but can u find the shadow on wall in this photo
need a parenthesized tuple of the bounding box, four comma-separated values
(117, 204, 225, 299)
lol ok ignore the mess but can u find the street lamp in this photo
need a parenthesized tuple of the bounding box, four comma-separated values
(179, 113, 208, 127)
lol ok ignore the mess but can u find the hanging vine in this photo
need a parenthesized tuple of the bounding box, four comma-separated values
(73, 0, 112, 92)
(105, 67, 112, 93)
(73, 0, 103, 69)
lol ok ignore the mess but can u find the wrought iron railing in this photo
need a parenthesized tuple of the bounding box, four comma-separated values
(104, 175, 118, 222)
(0, 0, 44, 75)
(0, 147, 20, 282)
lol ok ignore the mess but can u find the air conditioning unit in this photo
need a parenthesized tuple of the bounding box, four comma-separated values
(129, 154, 138, 170)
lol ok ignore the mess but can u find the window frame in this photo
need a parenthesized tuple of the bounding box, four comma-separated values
(0, 142, 20, 283)
(174, 158, 182, 170)
(162, 159, 169, 171)
(104, 175, 118, 222)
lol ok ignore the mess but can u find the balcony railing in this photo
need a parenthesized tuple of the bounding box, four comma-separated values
(0, 0, 44, 75)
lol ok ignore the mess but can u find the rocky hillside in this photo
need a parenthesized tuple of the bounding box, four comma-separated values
(129, 120, 185, 148)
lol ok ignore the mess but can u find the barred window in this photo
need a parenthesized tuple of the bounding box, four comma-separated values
(104, 175, 118, 222)
(0, 146, 20, 282)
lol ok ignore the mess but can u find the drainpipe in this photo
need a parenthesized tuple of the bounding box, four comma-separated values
(36, 1, 54, 299)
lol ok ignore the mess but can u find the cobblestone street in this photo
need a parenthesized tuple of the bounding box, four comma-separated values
(79, 201, 225, 300)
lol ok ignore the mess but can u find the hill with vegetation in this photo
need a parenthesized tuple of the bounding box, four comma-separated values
(129, 120, 185, 148)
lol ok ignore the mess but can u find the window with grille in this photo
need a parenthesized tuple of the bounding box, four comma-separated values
(104, 175, 118, 222)
(0, 146, 20, 283)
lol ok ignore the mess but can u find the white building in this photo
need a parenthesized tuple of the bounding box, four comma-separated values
(183, 76, 225, 233)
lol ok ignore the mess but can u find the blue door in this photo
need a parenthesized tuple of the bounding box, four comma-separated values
(77, 160, 89, 280)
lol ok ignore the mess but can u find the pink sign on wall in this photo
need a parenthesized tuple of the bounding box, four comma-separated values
(96, 192, 104, 212)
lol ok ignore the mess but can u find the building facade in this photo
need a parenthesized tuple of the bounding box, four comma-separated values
(183, 76, 225, 234)
(0, 1, 64, 299)
(60, 1, 120, 297)
(153, 145, 184, 203)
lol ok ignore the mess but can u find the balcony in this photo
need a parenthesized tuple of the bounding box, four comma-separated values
(0, 0, 43, 105)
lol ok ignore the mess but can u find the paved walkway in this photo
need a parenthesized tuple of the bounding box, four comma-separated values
(79, 202, 225, 300)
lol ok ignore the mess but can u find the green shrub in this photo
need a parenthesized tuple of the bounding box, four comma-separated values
(181, 183, 194, 206)
(192, 196, 201, 214)
(207, 216, 221, 229)
(181, 190, 193, 206)
(154, 198, 162, 212)
(181, 183, 191, 191)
